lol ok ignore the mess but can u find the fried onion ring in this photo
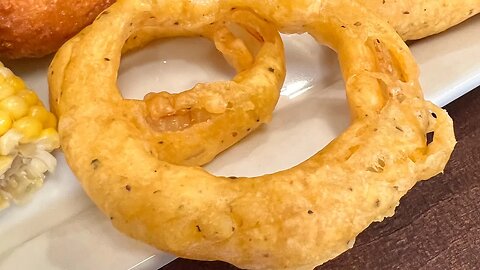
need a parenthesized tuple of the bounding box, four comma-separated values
(49, 0, 456, 269)
(357, 0, 480, 40)
(49, 5, 285, 166)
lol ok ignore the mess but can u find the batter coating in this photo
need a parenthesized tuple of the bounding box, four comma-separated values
(357, 0, 480, 40)
(50, 0, 456, 269)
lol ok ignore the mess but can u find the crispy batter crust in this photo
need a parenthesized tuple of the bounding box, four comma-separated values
(0, 0, 114, 59)
(49, 0, 456, 269)
(357, 0, 480, 40)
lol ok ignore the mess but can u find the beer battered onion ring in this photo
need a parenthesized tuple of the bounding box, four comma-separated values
(50, 8, 286, 166)
(357, 0, 480, 40)
(49, 0, 456, 269)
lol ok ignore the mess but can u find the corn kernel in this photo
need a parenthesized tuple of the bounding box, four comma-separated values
(13, 116, 43, 143)
(28, 105, 50, 124)
(44, 113, 58, 129)
(8, 76, 26, 90)
(39, 128, 60, 151)
(0, 83, 16, 101)
(39, 128, 59, 139)
(0, 96, 28, 120)
(0, 111, 12, 136)
(17, 90, 38, 106)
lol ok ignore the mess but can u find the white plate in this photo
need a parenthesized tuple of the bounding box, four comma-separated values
(1, 15, 479, 270)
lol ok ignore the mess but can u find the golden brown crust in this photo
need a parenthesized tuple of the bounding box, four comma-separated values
(357, 0, 480, 40)
(0, 0, 114, 59)
(49, 0, 456, 269)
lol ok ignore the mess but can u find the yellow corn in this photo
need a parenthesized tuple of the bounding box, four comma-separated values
(0, 111, 12, 135)
(0, 62, 60, 210)
(13, 116, 44, 142)
(17, 89, 39, 106)
(0, 95, 29, 120)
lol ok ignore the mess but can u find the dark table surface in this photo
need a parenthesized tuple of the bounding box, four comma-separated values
(162, 86, 480, 270)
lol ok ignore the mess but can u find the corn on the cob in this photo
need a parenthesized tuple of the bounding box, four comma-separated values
(0, 62, 59, 210)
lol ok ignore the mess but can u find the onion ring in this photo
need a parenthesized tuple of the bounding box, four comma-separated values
(49, 5, 285, 166)
(357, 0, 480, 40)
(49, 0, 456, 269)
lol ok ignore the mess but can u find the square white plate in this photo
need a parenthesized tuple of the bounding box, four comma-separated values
(0, 15, 479, 270)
